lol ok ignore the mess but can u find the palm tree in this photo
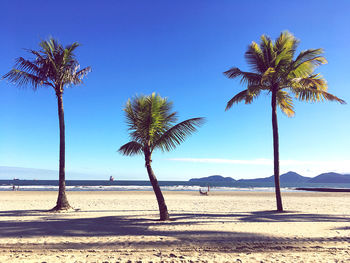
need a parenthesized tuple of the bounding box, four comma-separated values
(224, 31, 345, 211)
(119, 93, 204, 220)
(3, 38, 91, 211)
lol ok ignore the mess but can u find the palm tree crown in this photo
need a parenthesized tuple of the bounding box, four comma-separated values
(3, 38, 91, 93)
(224, 31, 345, 114)
(119, 93, 205, 156)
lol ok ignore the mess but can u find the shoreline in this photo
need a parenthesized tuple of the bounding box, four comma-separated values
(295, 187, 350, 192)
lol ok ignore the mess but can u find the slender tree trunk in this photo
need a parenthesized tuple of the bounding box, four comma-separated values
(144, 151, 169, 221)
(52, 91, 71, 211)
(271, 88, 283, 211)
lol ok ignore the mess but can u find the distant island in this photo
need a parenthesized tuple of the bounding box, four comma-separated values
(189, 171, 350, 184)
(189, 175, 236, 183)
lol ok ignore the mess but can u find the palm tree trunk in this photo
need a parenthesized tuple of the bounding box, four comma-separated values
(52, 91, 71, 211)
(271, 89, 283, 211)
(144, 151, 169, 221)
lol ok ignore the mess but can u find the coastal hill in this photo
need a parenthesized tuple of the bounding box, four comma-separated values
(189, 171, 350, 184)
(308, 172, 350, 183)
(238, 171, 310, 183)
(189, 175, 235, 183)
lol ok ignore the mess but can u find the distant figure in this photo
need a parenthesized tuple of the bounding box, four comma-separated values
(12, 185, 15, 191)
(199, 185, 210, 195)
(109, 176, 114, 181)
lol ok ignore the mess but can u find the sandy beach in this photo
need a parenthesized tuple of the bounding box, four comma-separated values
(0, 190, 349, 262)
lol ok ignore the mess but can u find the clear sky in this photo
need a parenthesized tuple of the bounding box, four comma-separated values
(0, 0, 349, 180)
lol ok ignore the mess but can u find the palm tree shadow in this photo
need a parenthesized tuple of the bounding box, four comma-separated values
(170, 210, 350, 223)
(0, 209, 349, 250)
(332, 226, 350, 231)
(0, 209, 52, 217)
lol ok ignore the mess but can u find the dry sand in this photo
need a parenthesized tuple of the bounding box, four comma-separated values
(0, 190, 349, 262)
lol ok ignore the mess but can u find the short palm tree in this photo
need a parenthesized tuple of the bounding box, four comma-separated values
(224, 31, 345, 211)
(119, 93, 204, 220)
(3, 38, 91, 211)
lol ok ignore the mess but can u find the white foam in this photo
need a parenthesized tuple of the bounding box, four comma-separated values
(0, 184, 297, 192)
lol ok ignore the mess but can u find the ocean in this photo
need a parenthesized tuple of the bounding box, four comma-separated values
(1, 180, 350, 192)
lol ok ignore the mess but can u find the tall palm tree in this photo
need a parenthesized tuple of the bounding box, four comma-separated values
(3, 38, 91, 211)
(224, 31, 345, 211)
(119, 93, 204, 220)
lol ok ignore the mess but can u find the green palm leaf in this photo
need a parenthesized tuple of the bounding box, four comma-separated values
(2, 69, 43, 89)
(119, 141, 143, 156)
(293, 87, 346, 104)
(225, 84, 265, 110)
(153, 117, 205, 152)
(277, 90, 295, 117)
(223, 67, 261, 86)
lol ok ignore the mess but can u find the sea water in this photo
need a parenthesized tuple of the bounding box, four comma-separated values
(1, 180, 350, 191)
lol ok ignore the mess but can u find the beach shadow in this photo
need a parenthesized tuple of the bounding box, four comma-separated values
(0, 213, 270, 250)
(0, 209, 52, 217)
(0, 210, 349, 251)
(332, 226, 350, 231)
(170, 210, 350, 223)
(0, 209, 158, 217)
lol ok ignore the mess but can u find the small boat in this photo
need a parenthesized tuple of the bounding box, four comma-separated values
(109, 176, 115, 181)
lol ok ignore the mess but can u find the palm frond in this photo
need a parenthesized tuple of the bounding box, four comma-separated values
(71, 66, 92, 85)
(274, 31, 298, 67)
(223, 67, 261, 86)
(261, 67, 275, 83)
(276, 90, 295, 117)
(293, 87, 346, 104)
(225, 84, 265, 110)
(2, 69, 43, 90)
(260, 35, 274, 68)
(288, 49, 327, 78)
(244, 41, 266, 73)
(226, 90, 249, 110)
(118, 141, 143, 156)
(14, 57, 40, 74)
(294, 49, 325, 66)
(290, 74, 328, 91)
(153, 117, 205, 152)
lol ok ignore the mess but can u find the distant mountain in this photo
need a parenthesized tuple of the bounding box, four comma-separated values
(238, 171, 310, 183)
(308, 172, 350, 183)
(189, 175, 235, 183)
(189, 171, 350, 185)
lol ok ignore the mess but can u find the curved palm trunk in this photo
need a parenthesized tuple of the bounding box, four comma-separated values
(144, 151, 169, 221)
(52, 92, 71, 211)
(271, 89, 283, 211)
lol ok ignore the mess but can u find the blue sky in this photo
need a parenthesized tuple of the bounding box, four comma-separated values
(0, 0, 349, 180)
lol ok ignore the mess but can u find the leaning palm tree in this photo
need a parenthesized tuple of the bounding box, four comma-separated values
(3, 38, 91, 211)
(224, 31, 345, 211)
(119, 93, 204, 220)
